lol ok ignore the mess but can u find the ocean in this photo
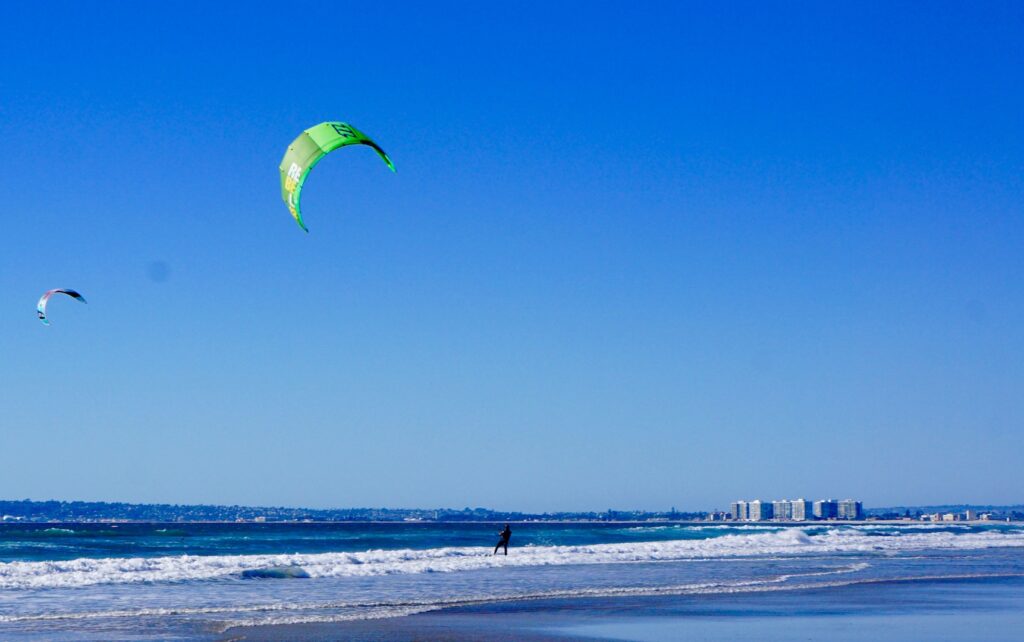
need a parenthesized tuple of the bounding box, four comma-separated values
(0, 521, 1022, 639)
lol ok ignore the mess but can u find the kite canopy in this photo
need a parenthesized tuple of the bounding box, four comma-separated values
(279, 122, 395, 232)
(37, 288, 87, 326)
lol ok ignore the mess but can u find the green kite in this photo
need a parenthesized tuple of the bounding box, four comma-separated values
(279, 122, 395, 232)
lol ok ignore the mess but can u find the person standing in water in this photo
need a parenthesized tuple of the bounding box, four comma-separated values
(493, 523, 512, 555)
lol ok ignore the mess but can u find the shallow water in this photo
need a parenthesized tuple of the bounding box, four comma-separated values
(0, 522, 1021, 639)
(542, 577, 1024, 642)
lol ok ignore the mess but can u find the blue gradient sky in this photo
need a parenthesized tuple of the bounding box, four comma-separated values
(1, 2, 1022, 511)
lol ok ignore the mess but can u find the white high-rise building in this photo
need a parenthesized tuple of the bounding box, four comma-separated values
(791, 499, 811, 521)
(837, 499, 863, 520)
(772, 500, 793, 521)
(749, 500, 774, 521)
(814, 499, 839, 520)
(730, 501, 748, 521)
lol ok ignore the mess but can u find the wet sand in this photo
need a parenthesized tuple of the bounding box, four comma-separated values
(223, 575, 1024, 641)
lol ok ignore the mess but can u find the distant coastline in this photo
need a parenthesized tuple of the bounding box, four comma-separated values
(1, 499, 1021, 524)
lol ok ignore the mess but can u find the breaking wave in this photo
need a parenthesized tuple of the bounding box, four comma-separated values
(0, 562, 871, 625)
(1, 526, 1022, 590)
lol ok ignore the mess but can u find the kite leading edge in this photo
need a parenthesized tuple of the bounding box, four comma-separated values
(37, 289, 87, 326)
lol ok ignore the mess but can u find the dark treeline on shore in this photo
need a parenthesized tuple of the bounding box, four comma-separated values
(0, 500, 704, 523)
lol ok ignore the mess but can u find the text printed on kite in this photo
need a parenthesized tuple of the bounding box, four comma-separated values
(37, 289, 87, 326)
(279, 121, 395, 232)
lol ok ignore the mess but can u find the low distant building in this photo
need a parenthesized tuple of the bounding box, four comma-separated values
(942, 513, 957, 522)
(838, 499, 863, 520)
(791, 499, 811, 521)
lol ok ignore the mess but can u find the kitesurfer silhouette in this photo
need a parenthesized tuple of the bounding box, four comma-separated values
(493, 523, 512, 555)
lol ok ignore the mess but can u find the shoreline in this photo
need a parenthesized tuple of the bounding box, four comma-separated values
(221, 574, 1024, 641)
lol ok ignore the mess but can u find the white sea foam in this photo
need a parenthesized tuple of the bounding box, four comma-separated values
(0, 527, 1021, 590)
(4, 565, 1022, 632)
(0, 562, 871, 625)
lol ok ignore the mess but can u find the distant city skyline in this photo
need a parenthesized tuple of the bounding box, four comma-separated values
(729, 498, 864, 521)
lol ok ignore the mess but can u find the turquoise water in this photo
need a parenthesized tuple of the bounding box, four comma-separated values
(0, 521, 792, 562)
(0, 522, 1021, 639)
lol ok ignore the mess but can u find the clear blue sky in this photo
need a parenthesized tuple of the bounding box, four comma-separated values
(1, 2, 1021, 511)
